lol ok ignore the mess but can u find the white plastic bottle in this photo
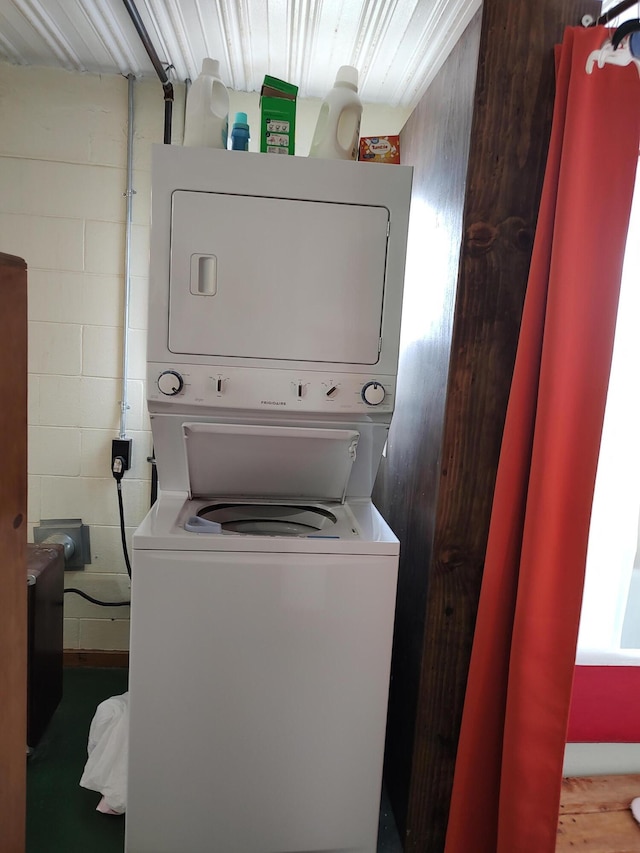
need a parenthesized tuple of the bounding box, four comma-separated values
(308, 66, 363, 161)
(183, 58, 229, 149)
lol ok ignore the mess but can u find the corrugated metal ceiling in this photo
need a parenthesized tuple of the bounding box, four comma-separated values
(0, 0, 480, 108)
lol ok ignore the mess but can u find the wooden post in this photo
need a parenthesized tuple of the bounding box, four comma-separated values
(375, 1, 601, 849)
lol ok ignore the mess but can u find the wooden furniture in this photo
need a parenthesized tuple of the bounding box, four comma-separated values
(558, 775, 640, 852)
(0, 253, 28, 852)
(27, 543, 64, 749)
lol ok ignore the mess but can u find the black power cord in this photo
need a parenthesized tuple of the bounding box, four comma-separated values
(64, 588, 130, 607)
(112, 456, 133, 579)
(63, 455, 133, 608)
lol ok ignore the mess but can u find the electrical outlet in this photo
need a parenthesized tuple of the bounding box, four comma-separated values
(111, 438, 133, 472)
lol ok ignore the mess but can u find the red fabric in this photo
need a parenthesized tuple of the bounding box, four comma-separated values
(567, 666, 640, 743)
(445, 27, 640, 853)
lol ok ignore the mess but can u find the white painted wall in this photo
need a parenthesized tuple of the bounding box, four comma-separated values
(0, 60, 410, 651)
(622, 567, 640, 648)
(563, 742, 640, 777)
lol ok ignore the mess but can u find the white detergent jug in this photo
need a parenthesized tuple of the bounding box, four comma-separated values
(309, 66, 362, 161)
(183, 58, 229, 149)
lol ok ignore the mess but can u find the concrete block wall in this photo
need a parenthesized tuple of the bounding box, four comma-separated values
(0, 63, 165, 650)
(0, 59, 410, 651)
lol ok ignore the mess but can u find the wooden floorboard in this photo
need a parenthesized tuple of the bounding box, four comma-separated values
(557, 811, 640, 852)
(557, 775, 640, 852)
(561, 774, 640, 815)
(63, 650, 129, 668)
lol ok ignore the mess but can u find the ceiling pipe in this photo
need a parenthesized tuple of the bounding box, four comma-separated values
(121, 0, 174, 143)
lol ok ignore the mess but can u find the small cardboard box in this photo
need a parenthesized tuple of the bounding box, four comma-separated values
(260, 76, 298, 156)
(358, 135, 401, 164)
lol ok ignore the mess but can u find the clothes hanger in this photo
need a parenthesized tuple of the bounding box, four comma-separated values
(586, 20, 640, 76)
(611, 18, 640, 52)
(586, 38, 640, 75)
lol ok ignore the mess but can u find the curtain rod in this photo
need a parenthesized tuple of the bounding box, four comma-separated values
(595, 0, 639, 25)
(121, 0, 174, 144)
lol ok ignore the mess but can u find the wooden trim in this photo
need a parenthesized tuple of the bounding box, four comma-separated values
(63, 650, 129, 668)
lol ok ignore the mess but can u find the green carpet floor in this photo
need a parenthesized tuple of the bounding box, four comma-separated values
(26, 667, 402, 853)
(27, 667, 128, 853)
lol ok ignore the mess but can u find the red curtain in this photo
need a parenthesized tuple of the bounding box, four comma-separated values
(445, 26, 640, 853)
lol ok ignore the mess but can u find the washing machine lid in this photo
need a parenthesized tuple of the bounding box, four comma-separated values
(182, 422, 359, 502)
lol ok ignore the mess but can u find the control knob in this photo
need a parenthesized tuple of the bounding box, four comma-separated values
(361, 381, 386, 406)
(157, 370, 184, 396)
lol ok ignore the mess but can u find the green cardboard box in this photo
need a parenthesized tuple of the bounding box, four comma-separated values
(260, 76, 298, 156)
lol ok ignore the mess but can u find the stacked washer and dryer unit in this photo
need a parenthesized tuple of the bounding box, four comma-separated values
(126, 144, 413, 853)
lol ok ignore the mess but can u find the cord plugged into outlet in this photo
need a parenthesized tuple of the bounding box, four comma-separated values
(110, 438, 133, 579)
(111, 438, 132, 475)
(64, 437, 135, 606)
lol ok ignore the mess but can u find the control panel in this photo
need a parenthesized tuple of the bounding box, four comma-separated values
(147, 363, 396, 414)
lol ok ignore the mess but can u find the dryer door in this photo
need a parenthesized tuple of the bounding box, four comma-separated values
(168, 191, 389, 365)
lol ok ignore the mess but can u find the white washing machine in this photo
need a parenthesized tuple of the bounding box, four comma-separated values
(126, 146, 412, 853)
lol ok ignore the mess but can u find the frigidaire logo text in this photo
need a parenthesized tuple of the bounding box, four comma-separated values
(261, 400, 287, 406)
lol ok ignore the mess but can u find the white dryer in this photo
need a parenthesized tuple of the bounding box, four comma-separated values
(126, 146, 412, 853)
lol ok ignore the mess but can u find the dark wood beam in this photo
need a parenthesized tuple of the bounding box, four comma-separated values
(375, 1, 602, 849)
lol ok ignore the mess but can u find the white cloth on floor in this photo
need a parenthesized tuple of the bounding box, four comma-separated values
(79, 692, 129, 815)
(96, 796, 121, 815)
(631, 797, 640, 825)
